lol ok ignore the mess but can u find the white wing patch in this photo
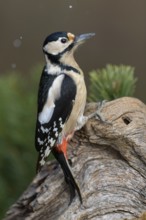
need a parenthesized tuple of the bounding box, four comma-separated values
(38, 104, 55, 124)
(38, 74, 65, 124)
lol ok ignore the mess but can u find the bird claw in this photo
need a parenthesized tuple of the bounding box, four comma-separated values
(87, 100, 111, 125)
(75, 100, 110, 130)
(96, 100, 112, 125)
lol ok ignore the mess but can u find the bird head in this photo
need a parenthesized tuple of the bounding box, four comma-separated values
(43, 31, 95, 64)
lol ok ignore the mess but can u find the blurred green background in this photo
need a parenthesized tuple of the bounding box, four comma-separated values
(0, 0, 146, 218)
(0, 65, 41, 218)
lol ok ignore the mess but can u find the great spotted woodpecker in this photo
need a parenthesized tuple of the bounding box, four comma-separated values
(35, 31, 95, 204)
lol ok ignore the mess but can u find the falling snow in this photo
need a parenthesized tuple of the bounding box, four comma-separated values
(69, 5, 73, 9)
(13, 37, 22, 48)
(11, 63, 16, 69)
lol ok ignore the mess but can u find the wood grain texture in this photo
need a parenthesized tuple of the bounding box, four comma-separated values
(4, 97, 146, 220)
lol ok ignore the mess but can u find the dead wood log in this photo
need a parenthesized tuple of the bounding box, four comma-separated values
(4, 97, 146, 220)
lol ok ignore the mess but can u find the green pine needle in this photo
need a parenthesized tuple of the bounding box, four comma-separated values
(88, 64, 137, 101)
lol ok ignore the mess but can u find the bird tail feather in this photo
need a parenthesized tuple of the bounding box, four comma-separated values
(52, 148, 82, 204)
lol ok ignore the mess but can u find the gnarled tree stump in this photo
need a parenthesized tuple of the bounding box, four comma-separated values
(4, 97, 146, 220)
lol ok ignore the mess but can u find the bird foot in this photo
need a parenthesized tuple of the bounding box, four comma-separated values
(75, 100, 109, 131)
(88, 100, 107, 123)
(86, 100, 111, 125)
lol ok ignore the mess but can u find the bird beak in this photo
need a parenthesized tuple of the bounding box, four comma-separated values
(75, 33, 95, 44)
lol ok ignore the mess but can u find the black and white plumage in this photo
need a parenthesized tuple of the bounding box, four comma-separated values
(35, 31, 95, 204)
(35, 71, 76, 166)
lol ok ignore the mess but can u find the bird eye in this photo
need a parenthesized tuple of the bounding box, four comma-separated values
(61, 38, 67, 44)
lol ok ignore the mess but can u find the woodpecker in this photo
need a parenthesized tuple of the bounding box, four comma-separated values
(35, 31, 95, 204)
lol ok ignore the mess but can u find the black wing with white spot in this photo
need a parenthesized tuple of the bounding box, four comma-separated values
(35, 68, 77, 170)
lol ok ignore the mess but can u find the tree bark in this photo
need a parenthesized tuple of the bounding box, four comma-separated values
(4, 97, 146, 220)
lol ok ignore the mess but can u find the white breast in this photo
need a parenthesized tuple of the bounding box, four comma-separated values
(63, 73, 87, 136)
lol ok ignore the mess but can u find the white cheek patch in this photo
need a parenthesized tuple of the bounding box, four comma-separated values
(43, 39, 72, 55)
(38, 74, 65, 124)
